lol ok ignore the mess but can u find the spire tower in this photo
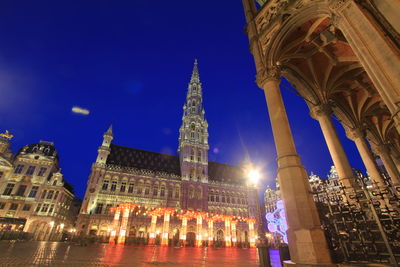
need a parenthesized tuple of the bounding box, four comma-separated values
(178, 60, 209, 183)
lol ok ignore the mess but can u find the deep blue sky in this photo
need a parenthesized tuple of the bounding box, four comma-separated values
(0, 1, 364, 198)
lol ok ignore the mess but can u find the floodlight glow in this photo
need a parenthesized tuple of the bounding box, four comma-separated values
(247, 169, 261, 184)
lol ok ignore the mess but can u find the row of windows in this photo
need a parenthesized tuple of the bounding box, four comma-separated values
(208, 208, 248, 217)
(209, 190, 247, 198)
(101, 180, 180, 198)
(208, 195, 247, 205)
(14, 164, 47, 176)
(94, 203, 113, 215)
(2, 183, 61, 201)
(35, 203, 56, 214)
(189, 149, 204, 162)
(0, 202, 31, 211)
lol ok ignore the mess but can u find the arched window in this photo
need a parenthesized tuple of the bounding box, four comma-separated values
(197, 187, 202, 199)
(190, 149, 195, 161)
(160, 186, 165, 197)
(189, 186, 194, 199)
(190, 167, 195, 179)
(197, 150, 202, 162)
(166, 186, 172, 197)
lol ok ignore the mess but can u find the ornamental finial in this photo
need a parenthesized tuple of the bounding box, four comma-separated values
(190, 59, 200, 83)
(0, 130, 13, 140)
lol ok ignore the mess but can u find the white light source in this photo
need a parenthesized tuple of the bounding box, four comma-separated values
(247, 169, 261, 185)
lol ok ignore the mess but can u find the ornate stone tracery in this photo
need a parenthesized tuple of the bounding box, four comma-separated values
(242, 0, 400, 265)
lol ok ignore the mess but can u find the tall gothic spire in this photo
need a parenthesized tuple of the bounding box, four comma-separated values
(178, 60, 209, 182)
(190, 59, 200, 83)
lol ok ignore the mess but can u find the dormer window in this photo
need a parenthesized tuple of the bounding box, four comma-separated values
(26, 166, 36, 175)
(38, 167, 47, 177)
(14, 165, 24, 174)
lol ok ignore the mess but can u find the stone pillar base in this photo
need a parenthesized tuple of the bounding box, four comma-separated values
(283, 261, 337, 267)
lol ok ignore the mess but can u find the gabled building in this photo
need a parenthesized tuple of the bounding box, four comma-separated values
(0, 135, 77, 241)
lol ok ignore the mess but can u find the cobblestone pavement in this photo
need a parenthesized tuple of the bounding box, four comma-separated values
(0, 241, 261, 267)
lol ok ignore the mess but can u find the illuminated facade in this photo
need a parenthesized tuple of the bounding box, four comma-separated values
(0, 135, 76, 241)
(77, 61, 260, 247)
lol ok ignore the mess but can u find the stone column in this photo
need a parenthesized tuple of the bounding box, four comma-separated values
(391, 153, 400, 173)
(196, 214, 202, 247)
(117, 207, 130, 245)
(332, 0, 400, 133)
(248, 219, 256, 248)
(259, 71, 333, 265)
(310, 105, 356, 189)
(207, 219, 214, 247)
(345, 127, 385, 186)
(225, 218, 232, 247)
(180, 217, 187, 246)
(231, 221, 237, 247)
(161, 211, 170, 246)
(148, 215, 157, 245)
(109, 207, 121, 244)
(372, 143, 400, 185)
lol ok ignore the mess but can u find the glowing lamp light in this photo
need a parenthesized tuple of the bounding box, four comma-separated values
(60, 223, 65, 229)
(49, 221, 55, 227)
(120, 230, 126, 237)
(247, 169, 261, 185)
(209, 237, 213, 241)
(156, 230, 160, 234)
(232, 237, 237, 242)
(163, 233, 168, 238)
(149, 233, 155, 238)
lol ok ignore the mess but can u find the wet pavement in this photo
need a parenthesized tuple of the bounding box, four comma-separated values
(0, 241, 271, 267)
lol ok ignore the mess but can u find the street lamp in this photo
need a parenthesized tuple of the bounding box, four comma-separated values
(247, 169, 261, 185)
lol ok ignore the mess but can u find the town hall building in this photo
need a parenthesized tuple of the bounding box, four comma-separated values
(77, 61, 260, 247)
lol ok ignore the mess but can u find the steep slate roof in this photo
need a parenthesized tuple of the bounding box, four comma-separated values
(106, 144, 181, 176)
(107, 144, 245, 184)
(208, 161, 245, 185)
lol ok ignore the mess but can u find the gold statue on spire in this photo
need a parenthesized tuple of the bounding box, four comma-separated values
(0, 130, 14, 140)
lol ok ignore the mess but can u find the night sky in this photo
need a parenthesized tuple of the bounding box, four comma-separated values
(0, 1, 364, 198)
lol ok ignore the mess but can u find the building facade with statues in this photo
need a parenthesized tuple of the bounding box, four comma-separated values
(242, 0, 400, 265)
(0, 132, 76, 241)
(77, 61, 260, 247)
